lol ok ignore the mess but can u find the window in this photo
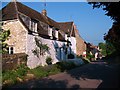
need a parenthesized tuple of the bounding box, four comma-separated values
(48, 26, 53, 37)
(55, 30, 58, 39)
(65, 33, 68, 41)
(7, 47, 14, 54)
(29, 19, 38, 33)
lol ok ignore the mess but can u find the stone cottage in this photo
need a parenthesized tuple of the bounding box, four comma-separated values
(1, 1, 86, 68)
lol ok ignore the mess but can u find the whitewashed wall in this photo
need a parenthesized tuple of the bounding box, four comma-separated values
(2, 19, 78, 69)
(26, 35, 67, 69)
(69, 36, 76, 56)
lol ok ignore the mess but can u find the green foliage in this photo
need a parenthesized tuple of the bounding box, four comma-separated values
(99, 42, 107, 56)
(32, 37, 49, 57)
(76, 55, 83, 58)
(106, 41, 116, 55)
(35, 37, 49, 53)
(32, 48, 39, 58)
(86, 52, 94, 60)
(98, 42, 116, 56)
(47, 65, 61, 75)
(46, 56, 52, 65)
(2, 70, 17, 86)
(89, 2, 120, 52)
(29, 66, 48, 78)
(15, 64, 29, 78)
(29, 61, 77, 78)
(55, 61, 76, 72)
(2, 61, 81, 87)
(82, 58, 90, 64)
(0, 29, 10, 54)
(67, 54, 75, 59)
(2, 64, 29, 86)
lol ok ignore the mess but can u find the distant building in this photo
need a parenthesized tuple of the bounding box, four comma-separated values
(86, 43, 100, 60)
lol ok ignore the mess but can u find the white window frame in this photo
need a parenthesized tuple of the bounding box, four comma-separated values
(48, 26, 53, 37)
(8, 46, 14, 54)
(65, 33, 68, 41)
(55, 30, 58, 39)
(29, 19, 38, 33)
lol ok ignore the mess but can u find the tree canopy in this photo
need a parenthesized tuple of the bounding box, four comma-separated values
(89, 2, 120, 52)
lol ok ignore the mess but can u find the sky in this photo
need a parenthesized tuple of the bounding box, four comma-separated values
(1, 1, 113, 45)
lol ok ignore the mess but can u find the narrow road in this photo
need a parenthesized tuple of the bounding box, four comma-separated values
(4, 60, 120, 89)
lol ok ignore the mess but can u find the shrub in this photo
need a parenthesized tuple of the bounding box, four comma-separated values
(67, 54, 75, 59)
(55, 61, 76, 72)
(46, 56, 52, 65)
(76, 55, 83, 58)
(29, 66, 49, 78)
(42, 65, 61, 74)
(82, 58, 90, 64)
(86, 53, 94, 60)
(15, 64, 29, 78)
(2, 64, 29, 86)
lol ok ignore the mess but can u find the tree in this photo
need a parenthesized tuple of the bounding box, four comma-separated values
(98, 42, 107, 56)
(98, 42, 115, 56)
(88, 2, 120, 52)
(0, 24, 10, 53)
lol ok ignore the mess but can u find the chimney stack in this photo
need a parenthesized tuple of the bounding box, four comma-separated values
(42, 9, 47, 16)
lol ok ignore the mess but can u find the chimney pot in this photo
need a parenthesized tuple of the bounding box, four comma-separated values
(42, 9, 47, 16)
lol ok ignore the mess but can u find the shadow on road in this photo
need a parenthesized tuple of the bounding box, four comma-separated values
(66, 61, 120, 88)
(3, 60, 120, 89)
(3, 78, 80, 89)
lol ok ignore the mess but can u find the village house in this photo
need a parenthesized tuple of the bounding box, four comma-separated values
(86, 43, 101, 60)
(1, 1, 86, 68)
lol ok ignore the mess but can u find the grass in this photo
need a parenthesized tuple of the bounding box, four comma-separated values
(2, 64, 29, 87)
(2, 61, 82, 87)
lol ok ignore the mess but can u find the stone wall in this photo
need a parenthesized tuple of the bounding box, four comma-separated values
(2, 53, 27, 71)
(2, 19, 27, 53)
(75, 29, 86, 56)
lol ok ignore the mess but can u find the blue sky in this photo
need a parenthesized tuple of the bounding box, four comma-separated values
(2, 1, 113, 45)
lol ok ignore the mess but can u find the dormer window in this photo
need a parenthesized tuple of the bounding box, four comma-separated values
(29, 19, 38, 33)
(48, 25, 53, 37)
(65, 33, 68, 41)
(55, 30, 58, 39)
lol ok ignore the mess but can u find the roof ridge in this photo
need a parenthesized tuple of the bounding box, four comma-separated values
(58, 21, 73, 24)
(14, 1, 19, 19)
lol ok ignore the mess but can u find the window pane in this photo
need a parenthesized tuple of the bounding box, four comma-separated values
(10, 47, 13, 54)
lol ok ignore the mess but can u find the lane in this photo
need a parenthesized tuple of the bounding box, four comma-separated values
(4, 60, 120, 89)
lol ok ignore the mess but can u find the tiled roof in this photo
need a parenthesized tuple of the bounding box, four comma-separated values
(58, 22, 75, 37)
(1, 2, 18, 21)
(1, 1, 75, 40)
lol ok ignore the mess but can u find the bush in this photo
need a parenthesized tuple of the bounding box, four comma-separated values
(86, 53, 94, 60)
(67, 54, 75, 59)
(46, 56, 52, 65)
(82, 58, 90, 64)
(15, 64, 29, 78)
(29, 66, 49, 78)
(55, 61, 76, 72)
(2, 64, 29, 86)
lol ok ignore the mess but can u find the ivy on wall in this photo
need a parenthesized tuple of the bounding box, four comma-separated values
(32, 37, 49, 57)
(0, 23, 10, 54)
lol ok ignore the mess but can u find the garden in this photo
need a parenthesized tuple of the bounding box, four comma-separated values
(2, 60, 83, 88)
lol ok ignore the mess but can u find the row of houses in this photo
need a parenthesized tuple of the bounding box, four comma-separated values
(1, 1, 99, 69)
